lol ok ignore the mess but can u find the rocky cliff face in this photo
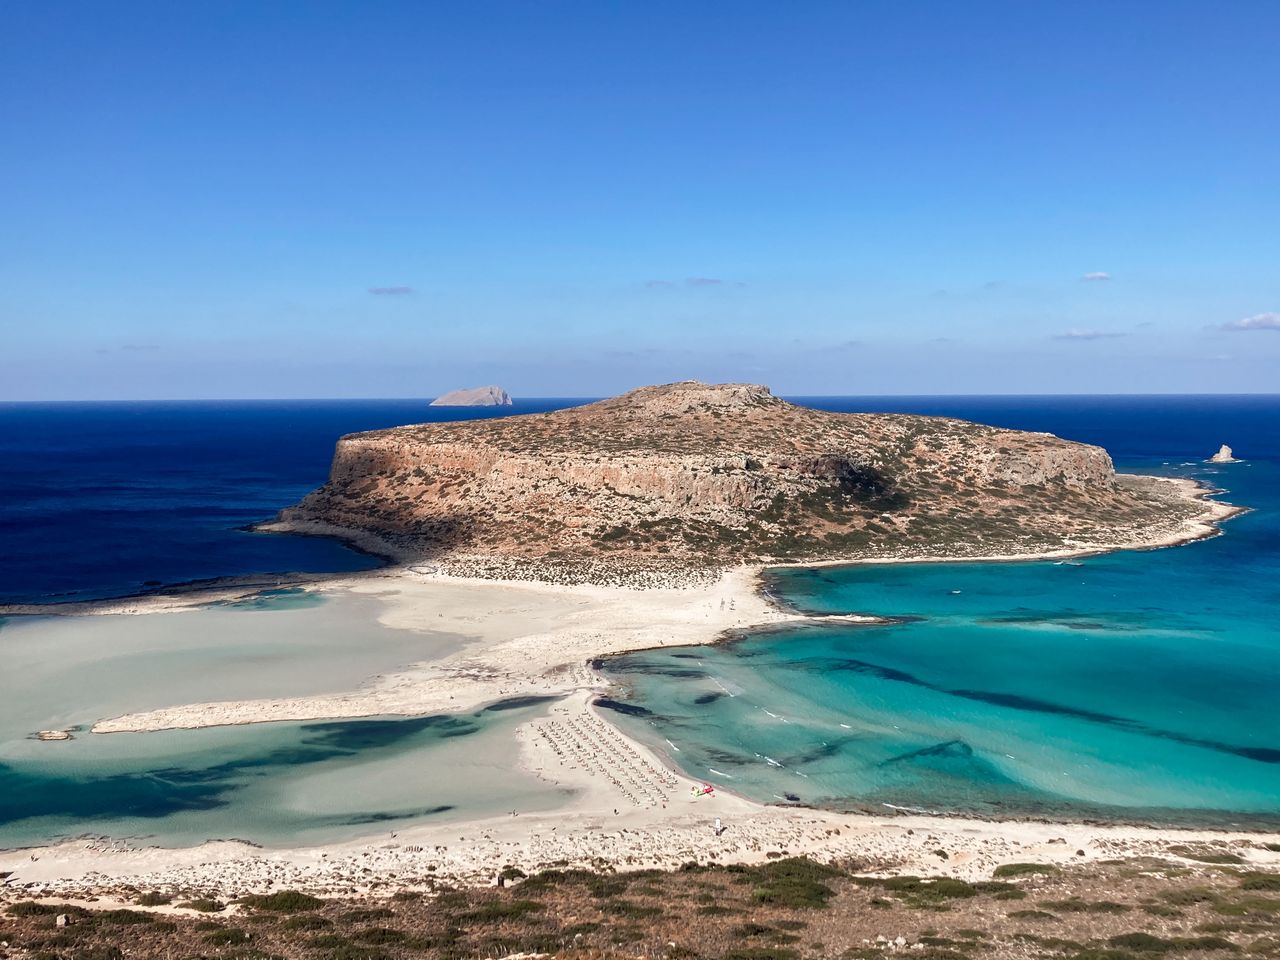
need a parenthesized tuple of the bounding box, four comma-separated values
(270, 381, 1210, 576)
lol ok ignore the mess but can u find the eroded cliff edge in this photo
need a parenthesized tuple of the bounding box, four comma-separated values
(263, 381, 1234, 583)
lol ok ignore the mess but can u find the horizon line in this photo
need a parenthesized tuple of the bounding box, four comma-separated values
(3, 391, 1280, 404)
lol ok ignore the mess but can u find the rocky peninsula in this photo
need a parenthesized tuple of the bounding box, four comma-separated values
(262, 380, 1232, 583)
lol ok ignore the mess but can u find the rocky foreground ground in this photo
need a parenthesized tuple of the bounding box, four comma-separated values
(4, 847, 1280, 960)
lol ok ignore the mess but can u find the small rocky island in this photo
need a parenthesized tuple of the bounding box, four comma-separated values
(265, 381, 1229, 582)
(1208, 444, 1240, 463)
(429, 385, 512, 407)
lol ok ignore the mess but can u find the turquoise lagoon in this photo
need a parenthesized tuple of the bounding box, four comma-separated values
(601, 455, 1280, 827)
(0, 590, 567, 848)
(0, 700, 567, 850)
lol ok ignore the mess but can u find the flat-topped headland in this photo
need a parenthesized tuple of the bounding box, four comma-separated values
(260, 380, 1233, 583)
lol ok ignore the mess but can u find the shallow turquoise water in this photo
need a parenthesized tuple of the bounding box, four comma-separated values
(601, 457, 1280, 827)
(0, 698, 567, 849)
(0, 588, 563, 850)
(0, 590, 469, 745)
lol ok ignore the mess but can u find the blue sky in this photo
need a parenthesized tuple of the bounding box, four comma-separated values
(2, 1, 1277, 399)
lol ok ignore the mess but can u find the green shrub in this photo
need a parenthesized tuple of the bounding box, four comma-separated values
(1163, 887, 1217, 905)
(459, 899, 543, 923)
(1213, 896, 1280, 916)
(281, 914, 332, 931)
(875, 877, 978, 903)
(135, 893, 171, 907)
(176, 898, 225, 912)
(747, 858, 842, 910)
(309, 934, 351, 948)
(1170, 846, 1245, 865)
(205, 927, 251, 946)
(752, 876, 834, 909)
(1040, 898, 1131, 914)
(516, 867, 601, 894)
(238, 891, 323, 913)
(1240, 873, 1280, 892)
(353, 928, 405, 945)
(8, 903, 89, 920)
(993, 889, 1027, 901)
(338, 908, 394, 923)
(1108, 932, 1174, 952)
(604, 900, 662, 918)
(993, 863, 1060, 878)
(95, 909, 156, 925)
(1009, 909, 1057, 920)
(972, 881, 1017, 895)
(1174, 936, 1238, 951)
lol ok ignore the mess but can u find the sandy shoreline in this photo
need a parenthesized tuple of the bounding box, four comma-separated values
(6, 685, 1279, 900)
(86, 565, 790, 735)
(4, 473, 1273, 897)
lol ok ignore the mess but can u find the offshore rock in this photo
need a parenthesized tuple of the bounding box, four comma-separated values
(429, 385, 512, 407)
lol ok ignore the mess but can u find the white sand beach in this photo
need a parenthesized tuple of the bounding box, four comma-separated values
(3, 546, 1278, 899)
(86, 566, 791, 734)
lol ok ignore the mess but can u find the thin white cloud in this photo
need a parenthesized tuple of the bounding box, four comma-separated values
(1081, 271, 1111, 282)
(1053, 328, 1126, 341)
(643, 277, 740, 288)
(1222, 312, 1280, 332)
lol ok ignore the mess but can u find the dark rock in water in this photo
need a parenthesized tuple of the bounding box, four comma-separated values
(483, 695, 560, 712)
(593, 697, 654, 717)
(693, 692, 725, 705)
(882, 739, 975, 765)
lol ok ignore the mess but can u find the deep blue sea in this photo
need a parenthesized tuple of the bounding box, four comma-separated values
(0, 399, 582, 605)
(1, 395, 1277, 841)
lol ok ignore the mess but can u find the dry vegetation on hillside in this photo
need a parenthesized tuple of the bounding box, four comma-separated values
(5, 851, 1280, 960)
